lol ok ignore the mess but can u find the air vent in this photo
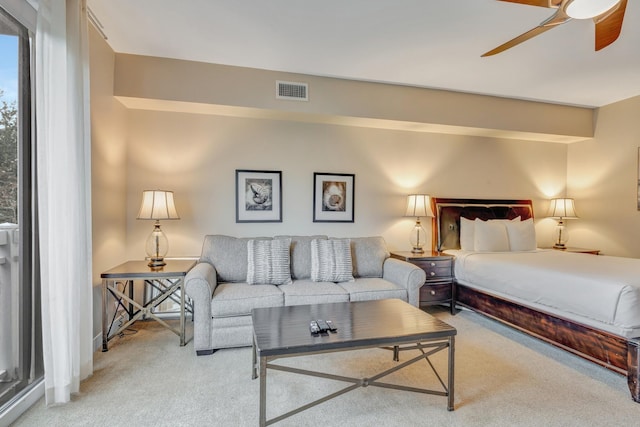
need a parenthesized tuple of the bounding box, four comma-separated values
(276, 81, 308, 101)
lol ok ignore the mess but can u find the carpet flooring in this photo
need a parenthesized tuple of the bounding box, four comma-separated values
(11, 307, 640, 426)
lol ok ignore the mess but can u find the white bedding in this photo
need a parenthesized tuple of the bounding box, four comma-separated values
(445, 249, 640, 338)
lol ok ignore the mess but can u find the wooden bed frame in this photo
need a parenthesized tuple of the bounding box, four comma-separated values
(431, 197, 640, 403)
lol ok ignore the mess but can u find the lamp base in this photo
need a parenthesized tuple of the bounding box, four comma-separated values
(147, 257, 166, 268)
(411, 247, 425, 254)
(553, 243, 566, 249)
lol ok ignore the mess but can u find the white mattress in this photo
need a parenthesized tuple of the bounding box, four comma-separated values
(445, 249, 640, 338)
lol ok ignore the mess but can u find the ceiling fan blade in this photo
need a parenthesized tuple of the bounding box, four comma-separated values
(498, 0, 561, 7)
(482, 12, 569, 57)
(594, 0, 627, 51)
(482, 26, 553, 56)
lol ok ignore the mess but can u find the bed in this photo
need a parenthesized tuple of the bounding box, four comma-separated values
(431, 197, 640, 402)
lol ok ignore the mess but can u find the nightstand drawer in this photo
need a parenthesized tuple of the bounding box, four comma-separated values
(412, 259, 453, 280)
(420, 283, 452, 304)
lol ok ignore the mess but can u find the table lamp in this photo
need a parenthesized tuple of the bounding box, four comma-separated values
(546, 197, 578, 249)
(137, 190, 180, 267)
(405, 194, 434, 254)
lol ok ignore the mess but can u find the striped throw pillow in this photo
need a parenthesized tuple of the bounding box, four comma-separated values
(247, 238, 292, 285)
(310, 238, 355, 283)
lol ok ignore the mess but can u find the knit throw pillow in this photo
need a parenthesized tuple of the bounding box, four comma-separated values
(246, 238, 292, 285)
(310, 238, 355, 283)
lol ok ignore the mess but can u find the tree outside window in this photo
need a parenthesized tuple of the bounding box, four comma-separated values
(0, 88, 17, 224)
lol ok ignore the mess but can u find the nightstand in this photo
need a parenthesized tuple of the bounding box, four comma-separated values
(390, 251, 454, 313)
(544, 247, 600, 255)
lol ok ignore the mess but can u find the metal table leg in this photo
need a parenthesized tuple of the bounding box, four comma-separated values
(180, 279, 186, 346)
(448, 336, 455, 411)
(259, 355, 267, 427)
(255, 339, 454, 425)
(101, 279, 108, 352)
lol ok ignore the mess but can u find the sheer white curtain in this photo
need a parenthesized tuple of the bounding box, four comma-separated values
(35, 0, 93, 405)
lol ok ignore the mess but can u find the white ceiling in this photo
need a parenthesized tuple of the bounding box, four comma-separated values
(87, 0, 640, 108)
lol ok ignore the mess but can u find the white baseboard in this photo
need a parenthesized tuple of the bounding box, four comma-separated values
(93, 332, 103, 353)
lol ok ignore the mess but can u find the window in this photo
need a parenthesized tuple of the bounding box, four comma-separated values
(0, 4, 42, 416)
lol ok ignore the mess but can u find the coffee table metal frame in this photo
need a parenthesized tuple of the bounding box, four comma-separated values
(251, 300, 456, 426)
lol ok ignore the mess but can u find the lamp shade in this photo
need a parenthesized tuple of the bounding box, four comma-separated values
(137, 190, 180, 220)
(405, 194, 434, 218)
(546, 198, 578, 219)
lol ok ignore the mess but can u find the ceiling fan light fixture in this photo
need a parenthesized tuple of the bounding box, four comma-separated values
(565, 0, 620, 19)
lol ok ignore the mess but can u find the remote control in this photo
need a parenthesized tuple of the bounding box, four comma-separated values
(316, 319, 330, 332)
(326, 320, 337, 332)
(310, 320, 320, 335)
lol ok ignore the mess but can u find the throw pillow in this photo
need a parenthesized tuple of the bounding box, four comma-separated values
(474, 218, 510, 252)
(246, 238, 292, 285)
(505, 217, 537, 251)
(349, 236, 389, 278)
(310, 238, 355, 283)
(274, 235, 328, 280)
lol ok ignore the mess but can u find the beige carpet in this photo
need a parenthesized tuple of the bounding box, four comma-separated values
(11, 307, 640, 426)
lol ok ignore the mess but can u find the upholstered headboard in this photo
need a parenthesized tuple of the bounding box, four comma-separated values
(432, 198, 534, 251)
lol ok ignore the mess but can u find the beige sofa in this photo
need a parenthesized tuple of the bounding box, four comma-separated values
(184, 235, 426, 355)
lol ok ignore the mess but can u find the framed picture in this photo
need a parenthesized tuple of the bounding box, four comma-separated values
(236, 170, 282, 223)
(313, 172, 355, 222)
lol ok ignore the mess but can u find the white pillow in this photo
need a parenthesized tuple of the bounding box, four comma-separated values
(460, 217, 475, 251)
(246, 238, 292, 285)
(310, 238, 355, 283)
(505, 217, 537, 251)
(461, 216, 520, 251)
(474, 218, 510, 252)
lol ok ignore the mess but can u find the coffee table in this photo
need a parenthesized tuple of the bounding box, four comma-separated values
(251, 299, 456, 426)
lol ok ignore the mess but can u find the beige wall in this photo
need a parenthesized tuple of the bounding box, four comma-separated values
(90, 29, 128, 278)
(88, 26, 640, 350)
(90, 28, 128, 339)
(112, 54, 587, 259)
(114, 54, 593, 144)
(123, 110, 566, 258)
(567, 95, 640, 258)
(89, 43, 589, 265)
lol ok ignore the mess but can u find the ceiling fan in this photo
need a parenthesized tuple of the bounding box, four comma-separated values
(482, 0, 627, 56)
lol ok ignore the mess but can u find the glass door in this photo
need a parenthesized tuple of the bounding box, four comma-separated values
(0, 5, 42, 413)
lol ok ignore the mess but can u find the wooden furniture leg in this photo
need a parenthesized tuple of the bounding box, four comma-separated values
(628, 338, 640, 403)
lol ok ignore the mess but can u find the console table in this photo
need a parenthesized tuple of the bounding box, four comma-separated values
(101, 259, 196, 351)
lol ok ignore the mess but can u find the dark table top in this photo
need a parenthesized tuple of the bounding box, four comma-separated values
(252, 299, 456, 357)
(100, 259, 197, 279)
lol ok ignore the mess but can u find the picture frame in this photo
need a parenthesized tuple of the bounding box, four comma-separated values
(236, 170, 282, 223)
(313, 172, 355, 222)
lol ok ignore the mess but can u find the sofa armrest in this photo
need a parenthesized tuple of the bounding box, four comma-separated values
(184, 262, 217, 354)
(382, 258, 426, 307)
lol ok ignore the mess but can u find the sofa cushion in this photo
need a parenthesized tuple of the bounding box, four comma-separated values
(338, 277, 407, 302)
(275, 235, 328, 280)
(310, 238, 355, 283)
(200, 235, 271, 283)
(247, 238, 292, 285)
(349, 236, 390, 278)
(279, 279, 350, 306)
(211, 282, 283, 317)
